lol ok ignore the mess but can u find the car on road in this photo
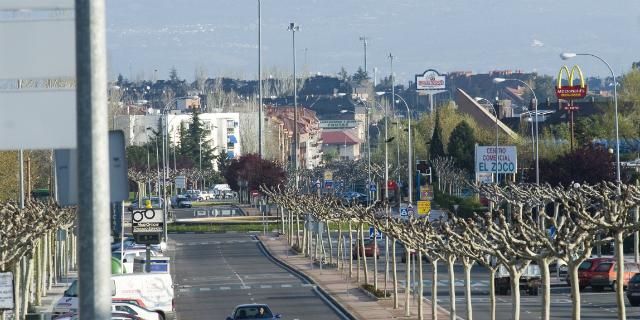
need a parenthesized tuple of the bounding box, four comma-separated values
(589, 260, 640, 291)
(170, 195, 192, 208)
(54, 312, 144, 320)
(352, 238, 380, 259)
(626, 273, 640, 306)
(128, 197, 164, 211)
(196, 190, 213, 201)
(566, 257, 615, 290)
(226, 304, 281, 320)
(112, 236, 166, 254)
(112, 301, 161, 320)
(494, 264, 540, 295)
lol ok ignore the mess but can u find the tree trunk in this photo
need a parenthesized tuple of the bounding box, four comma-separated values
(509, 268, 522, 320)
(373, 228, 378, 290)
(418, 250, 424, 320)
(34, 241, 42, 306)
(488, 268, 496, 320)
(349, 221, 353, 278)
(568, 263, 581, 320)
(384, 219, 389, 295)
(393, 238, 399, 309)
(280, 206, 285, 237)
(463, 260, 473, 320)
(539, 258, 551, 320)
(405, 246, 411, 317)
(295, 211, 300, 248)
(447, 255, 456, 320)
(23, 254, 34, 316)
(432, 258, 439, 320)
(302, 214, 308, 256)
(337, 225, 343, 270)
(326, 220, 333, 266)
(14, 260, 21, 320)
(361, 223, 369, 285)
(614, 231, 625, 320)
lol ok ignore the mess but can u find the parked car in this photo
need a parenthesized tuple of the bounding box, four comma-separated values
(589, 260, 640, 291)
(494, 264, 540, 295)
(226, 304, 280, 320)
(400, 247, 429, 264)
(352, 238, 380, 259)
(111, 236, 165, 254)
(170, 195, 192, 208)
(54, 312, 143, 320)
(112, 301, 161, 320)
(197, 190, 213, 201)
(566, 257, 615, 290)
(626, 273, 640, 306)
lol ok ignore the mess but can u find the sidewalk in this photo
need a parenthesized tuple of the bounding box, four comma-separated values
(32, 271, 77, 320)
(259, 235, 449, 320)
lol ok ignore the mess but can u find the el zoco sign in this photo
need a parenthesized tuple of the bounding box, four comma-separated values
(555, 65, 587, 99)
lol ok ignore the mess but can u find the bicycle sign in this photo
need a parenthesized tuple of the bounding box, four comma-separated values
(132, 209, 163, 234)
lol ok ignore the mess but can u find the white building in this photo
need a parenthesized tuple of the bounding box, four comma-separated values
(113, 112, 241, 161)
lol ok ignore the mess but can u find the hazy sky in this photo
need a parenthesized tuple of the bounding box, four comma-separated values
(106, 0, 640, 84)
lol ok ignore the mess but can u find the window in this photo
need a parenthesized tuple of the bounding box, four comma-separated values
(595, 262, 612, 272)
(578, 261, 592, 271)
(227, 142, 235, 150)
(203, 120, 212, 130)
(227, 119, 235, 128)
(115, 305, 137, 315)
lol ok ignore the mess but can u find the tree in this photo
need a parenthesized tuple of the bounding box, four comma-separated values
(338, 66, 350, 81)
(447, 121, 476, 172)
(429, 111, 446, 159)
(178, 112, 216, 170)
(169, 66, 180, 83)
(223, 154, 285, 192)
(352, 66, 369, 83)
(538, 145, 614, 185)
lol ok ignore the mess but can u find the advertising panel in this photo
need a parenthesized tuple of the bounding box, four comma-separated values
(415, 69, 446, 91)
(555, 65, 588, 100)
(475, 146, 518, 174)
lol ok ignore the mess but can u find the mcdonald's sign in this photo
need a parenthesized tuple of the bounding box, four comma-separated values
(555, 65, 587, 99)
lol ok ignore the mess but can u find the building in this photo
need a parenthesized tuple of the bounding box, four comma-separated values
(113, 112, 242, 162)
(265, 106, 323, 169)
(321, 130, 361, 161)
(176, 96, 201, 112)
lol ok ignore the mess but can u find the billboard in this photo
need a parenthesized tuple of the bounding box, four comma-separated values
(415, 69, 446, 91)
(555, 65, 587, 100)
(475, 146, 518, 174)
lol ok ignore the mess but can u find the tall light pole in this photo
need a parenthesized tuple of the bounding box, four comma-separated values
(288, 22, 300, 187)
(258, 0, 264, 158)
(475, 97, 500, 183)
(494, 78, 539, 184)
(560, 52, 621, 185)
(146, 127, 161, 196)
(359, 36, 368, 75)
(392, 94, 413, 204)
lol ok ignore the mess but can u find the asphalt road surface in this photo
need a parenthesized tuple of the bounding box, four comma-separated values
(168, 233, 343, 320)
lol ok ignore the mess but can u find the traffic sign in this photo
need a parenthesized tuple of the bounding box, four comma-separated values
(400, 207, 408, 217)
(0, 272, 14, 310)
(175, 176, 186, 189)
(416, 160, 429, 174)
(324, 170, 333, 181)
(369, 183, 377, 192)
(407, 204, 415, 215)
(369, 227, 382, 240)
(324, 180, 333, 189)
(132, 208, 163, 244)
(417, 201, 431, 215)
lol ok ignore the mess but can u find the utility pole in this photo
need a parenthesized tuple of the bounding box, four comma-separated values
(258, 0, 263, 158)
(288, 22, 300, 188)
(75, 0, 111, 318)
(359, 36, 368, 75)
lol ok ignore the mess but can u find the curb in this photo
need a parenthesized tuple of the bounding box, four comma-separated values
(252, 235, 357, 320)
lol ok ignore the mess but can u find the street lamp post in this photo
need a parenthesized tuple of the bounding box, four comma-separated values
(494, 78, 539, 184)
(475, 97, 500, 183)
(392, 94, 413, 204)
(258, 0, 264, 158)
(560, 52, 621, 185)
(288, 22, 300, 188)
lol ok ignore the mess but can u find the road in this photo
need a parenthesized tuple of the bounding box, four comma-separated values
(168, 232, 344, 320)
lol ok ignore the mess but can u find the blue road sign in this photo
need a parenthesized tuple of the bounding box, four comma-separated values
(370, 183, 377, 192)
(400, 207, 408, 216)
(369, 227, 382, 240)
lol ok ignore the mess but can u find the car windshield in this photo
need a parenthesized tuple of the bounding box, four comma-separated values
(595, 262, 613, 272)
(235, 306, 273, 319)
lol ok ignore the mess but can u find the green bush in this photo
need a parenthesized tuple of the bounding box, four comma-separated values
(433, 188, 486, 218)
(361, 284, 391, 298)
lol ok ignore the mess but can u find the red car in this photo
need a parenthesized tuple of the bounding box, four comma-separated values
(569, 257, 615, 290)
(352, 238, 380, 259)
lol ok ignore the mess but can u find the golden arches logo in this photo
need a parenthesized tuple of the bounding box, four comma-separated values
(555, 65, 587, 99)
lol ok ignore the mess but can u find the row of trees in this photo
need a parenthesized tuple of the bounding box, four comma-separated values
(0, 201, 77, 320)
(264, 178, 640, 320)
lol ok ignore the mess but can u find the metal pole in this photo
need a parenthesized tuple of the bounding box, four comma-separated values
(258, 0, 263, 158)
(495, 99, 499, 183)
(288, 22, 300, 188)
(75, 0, 111, 317)
(396, 95, 413, 204)
(19, 150, 24, 208)
(367, 104, 371, 205)
(509, 79, 538, 184)
(155, 139, 160, 196)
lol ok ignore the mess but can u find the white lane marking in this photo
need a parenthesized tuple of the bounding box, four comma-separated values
(260, 285, 272, 289)
(179, 289, 189, 293)
(281, 284, 292, 288)
(199, 288, 211, 291)
(220, 287, 230, 290)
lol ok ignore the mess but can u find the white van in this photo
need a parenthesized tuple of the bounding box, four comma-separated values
(53, 273, 175, 320)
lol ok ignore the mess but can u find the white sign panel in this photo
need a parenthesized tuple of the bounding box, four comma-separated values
(475, 146, 518, 174)
(0, 3, 77, 150)
(0, 272, 14, 310)
(175, 176, 186, 189)
(132, 209, 164, 233)
(416, 70, 446, 90)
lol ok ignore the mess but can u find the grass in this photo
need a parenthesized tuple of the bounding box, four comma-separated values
(361, 284, 392, 298)
(168, 223, 272, 233)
